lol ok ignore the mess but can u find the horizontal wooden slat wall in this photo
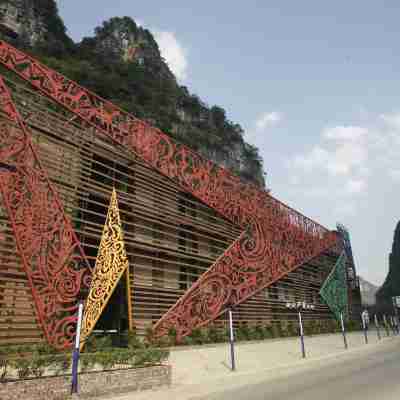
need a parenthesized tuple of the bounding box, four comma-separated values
(0, 201, 43, 345)
(229, 251, 341, 327)
(5, 78, 242, 336)
(0, 76, 350, 345)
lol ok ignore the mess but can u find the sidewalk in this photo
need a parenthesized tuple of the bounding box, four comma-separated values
(102, 330, 399, 400)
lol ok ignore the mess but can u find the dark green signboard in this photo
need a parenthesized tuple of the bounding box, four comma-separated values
(320, 251, 348, 320)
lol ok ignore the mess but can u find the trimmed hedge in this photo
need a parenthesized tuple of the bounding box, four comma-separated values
(0, 332, 169, 382)
(160, 318, 361, 347)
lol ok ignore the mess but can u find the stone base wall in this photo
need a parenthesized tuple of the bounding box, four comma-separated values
(0, 365, 171, 400)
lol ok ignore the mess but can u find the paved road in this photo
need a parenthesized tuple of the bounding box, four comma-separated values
(192, 339, 400, 400)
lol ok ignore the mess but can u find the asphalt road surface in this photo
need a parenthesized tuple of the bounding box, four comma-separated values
(193, 339, 400, 400)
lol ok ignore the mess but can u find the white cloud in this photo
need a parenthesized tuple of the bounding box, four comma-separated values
(345, 179, 367, 194)
(293, 146, 330, 172)
(131, 19, 188, 81)
(334, 202, 357, 217)
(135, 19, 144, 27)
(389, 169, 400, 182)
(271, 110, 400, 286)
(322, 126, 368, 142)
(255, 111, 283, 131)
(245, 111, 284, 144)
(380, 113, 400, 129)
(287, 115, 400, 217)
(153, 30, 188, 81)
(292, 126, 369, 178)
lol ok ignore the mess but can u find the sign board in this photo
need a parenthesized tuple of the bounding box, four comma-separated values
(285, 301, 315, 310)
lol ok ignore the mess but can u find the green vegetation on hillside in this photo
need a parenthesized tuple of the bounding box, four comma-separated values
(3, 1, 265, 187)
(376, 221, 400, 306)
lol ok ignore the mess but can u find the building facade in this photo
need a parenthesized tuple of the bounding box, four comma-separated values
(0, 41, 361, 347)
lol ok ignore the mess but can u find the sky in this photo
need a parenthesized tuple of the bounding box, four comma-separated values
(56, 0, 400, 286)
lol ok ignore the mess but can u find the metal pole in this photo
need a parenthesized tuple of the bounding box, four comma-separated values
(340, 312, 348, 350)
(228, 308, 236, 371)
(361, 313, 368, 344)
(383, 314, 390, 337)
(71, 300, 84, 394)
(298, 310, 306, 358)
(392, 298, 399, 335)
(390, 316, 396, 335)
(374, 314, 381, 340)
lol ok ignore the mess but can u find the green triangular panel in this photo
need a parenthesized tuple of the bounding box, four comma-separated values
(320, 251, 348, 320)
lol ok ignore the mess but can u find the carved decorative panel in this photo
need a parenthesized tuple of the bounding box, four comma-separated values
(0, 77, 91, 349)
(81, 188, 129, 342)
(320, 251, 348, 320)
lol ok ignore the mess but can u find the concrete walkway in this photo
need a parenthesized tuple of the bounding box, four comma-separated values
(102, 330, 399, 400)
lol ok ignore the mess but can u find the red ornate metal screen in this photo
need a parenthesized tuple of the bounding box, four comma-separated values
(0, 40, 339, 340)
(0, 77, 92, 349)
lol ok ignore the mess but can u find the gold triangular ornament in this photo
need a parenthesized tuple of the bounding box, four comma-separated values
(80, 188, 130, 343)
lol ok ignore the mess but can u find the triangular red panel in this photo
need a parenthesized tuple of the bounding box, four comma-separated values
(0, 78, 92, 349)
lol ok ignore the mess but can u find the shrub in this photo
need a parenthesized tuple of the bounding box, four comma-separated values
(236, 324, 250, 341)
(0, 335, 170, 381)
(314, 321, 322, 334)
(280, 322, 289, 337)
(140, 347, 169, 365)
(245, 325, 257, 340)
(0, 357, 7, 382)
(144, 325, 154, 344)
(181, 336, 194, 346)
(83, 334, 98, 352)
(347, 319, 361, 332)
(234, 325, 243, 341)
(242, 324, 251, 340)
(13, 357, 31, 379)
(253, 324, 266, 340)
(320, 321, 329, 333)
(127, 330, 145, 350)
(29, 353, 48, 378)
(311, 320, 322, 336)
(208, 324, 225, 343)
(80, 353, 97, 372)
(221, 327, 229, 342)
(327, 320, 339, 333)
(190, 328, 206, 345)
(271, 323, 281, 338)
(311, 320, 320, 335)
(167, 327, 178, 346)
(96, 335, 113, 350)
(34, 343, 52, 355)
(383, 321, 390, 336)
(287, 321, 298, 337)
(0, 347, 9, 382)
(156, 335, 172, 348)
(53, 353, 71, 376)
(263, 325, 273, 339)
(98, 351, 118, 370)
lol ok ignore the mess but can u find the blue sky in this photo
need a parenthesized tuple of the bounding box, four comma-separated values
(57, 1, 400, 285)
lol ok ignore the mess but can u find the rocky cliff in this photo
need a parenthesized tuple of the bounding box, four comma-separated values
(0, 0, 74, 54)
(376, 221, 400, 304)
(0, 1, 266, 187)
